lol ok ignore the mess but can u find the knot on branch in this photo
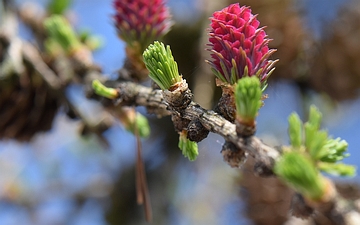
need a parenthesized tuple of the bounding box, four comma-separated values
(163, 79, 192, 112)
(187, 119, 209, 142)
(221, 141, 248, 168)
(215, 92, 236, 122)
(171, 115, 191, 133)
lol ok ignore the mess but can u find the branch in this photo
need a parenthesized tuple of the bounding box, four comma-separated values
(114, 81, 280, 175)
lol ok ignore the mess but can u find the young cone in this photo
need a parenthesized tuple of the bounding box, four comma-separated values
(207, 3, 277, 87)
(113, 0, 172, 53)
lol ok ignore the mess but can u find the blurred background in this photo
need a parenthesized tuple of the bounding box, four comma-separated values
(0, 0, 360, 224)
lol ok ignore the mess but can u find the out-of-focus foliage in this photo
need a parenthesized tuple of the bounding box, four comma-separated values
(47, 0, 71, 15)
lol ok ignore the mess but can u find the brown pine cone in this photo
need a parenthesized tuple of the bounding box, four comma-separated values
(240, 158, 293, 225)
(308, 1, 360, 101)
(0, 41, 60, 141)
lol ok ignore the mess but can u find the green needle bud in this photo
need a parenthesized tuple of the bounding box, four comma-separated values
(143, 41, 182, 90)
(79, 30, 103, 51)
(47, 0, 72, 15)
(234, 76, 262, 126)
(284, 106, 356, 183)
(125, 113, 151, 138)
(117, 108, 150, 138)
(178, 131, 198, 161)
(320, 138, 349, 163)
(275, 151, 326, 201)
(303, 105, 329, 160)
(318, 162, 356, 177)
(308, 105, 322, 129)
(288, 113, 303, 148)
(44, 15, 82, 54)
(92, 80, 119, 99)
(305, 126, 328, 160)
(133, 112, 151, 138)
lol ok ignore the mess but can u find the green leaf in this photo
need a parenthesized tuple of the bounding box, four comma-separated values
(47, 0, 72, 15)
(143, 41, 181, 90)
(178, 131, 198, 161)
(305, 125, 328, 160)
(134, 113, 150, 138)
(308, 105, 322, 129)
(320, 138, 349, 163)
(234, 76, 262, 124)
(124, 112, 151, 138)
(92, 80, 118, 99)
(288, 113, 303, 148)
(44, 15, 81, 54)
(274, 151, 326, 200)
(318, 162, 356, 177)
(78, 30, 103, 51)
(304, 105, 328, 160)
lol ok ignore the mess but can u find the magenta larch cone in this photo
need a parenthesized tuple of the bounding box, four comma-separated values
(113, 0, 172, 53)
(207, 3, 277, 87)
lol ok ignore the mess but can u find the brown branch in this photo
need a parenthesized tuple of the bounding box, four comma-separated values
(114, 81, 280, 175)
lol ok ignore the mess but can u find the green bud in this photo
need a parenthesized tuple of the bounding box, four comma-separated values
(288, 113, 303, 148)
(320, 138, 349, 163)
(78, 30, 103, 51)
(305, 125, 328, 160)
(178, 131, 198, 161)
(234, 76, 262, 125)
(275, 151, 326, 201)
(308, 105, 322, 129)
(285, 106, 357, 179)
(304, 106, 328, 160)
(133, 112, 151, 138)
(118, 109, 150, 138)
(318, 162, 356, 177)
(143, 41, 181, 90)
(44, 15, 82, 54)
(47, 0, 72, 15)
(92, 80, 118, 99)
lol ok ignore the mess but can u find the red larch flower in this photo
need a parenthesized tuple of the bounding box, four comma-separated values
(207, 3, 277, 87)
(113, 0, 172, 53)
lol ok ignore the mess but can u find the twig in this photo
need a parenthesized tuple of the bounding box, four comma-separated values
(114, 81, 280, 174)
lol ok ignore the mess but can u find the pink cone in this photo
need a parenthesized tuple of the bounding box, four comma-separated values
(207, 3, 277, 86)
(114, 0, 172, 52)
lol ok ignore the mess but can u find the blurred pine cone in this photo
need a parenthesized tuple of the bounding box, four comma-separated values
(0, 39, 60, 141)
(240, 158, 293, 225)
(308, 1, 360, 101)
